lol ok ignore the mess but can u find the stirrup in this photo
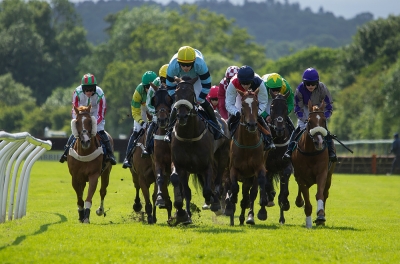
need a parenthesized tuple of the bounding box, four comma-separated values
(329, 154, 338, 162)
(141, 149, 151, 158)
(282, 151, 292, 161)
(108, 155, 117, 165)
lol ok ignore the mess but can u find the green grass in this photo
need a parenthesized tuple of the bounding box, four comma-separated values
(1, 161, 399, 263)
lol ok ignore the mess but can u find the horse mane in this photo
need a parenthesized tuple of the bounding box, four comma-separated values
(181, 76, 192, 82)
(312, 105, 320, 112)
(77, 105, 90, 113)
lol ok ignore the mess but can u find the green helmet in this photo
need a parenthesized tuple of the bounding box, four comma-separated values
(265, 73, 283, 89)
(81, 73, 97, 86)
(142, 71, 157, 85)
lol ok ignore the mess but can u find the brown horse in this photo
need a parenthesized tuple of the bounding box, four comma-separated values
(149, 83, 173, 214)
(291, 100, 336, 228)
(264, 92, 293, 224)
(225, 89, 271, 226)
(68, 105, 112, 223)
(169, 76, 230, 225)
(129, 127, 160, 224)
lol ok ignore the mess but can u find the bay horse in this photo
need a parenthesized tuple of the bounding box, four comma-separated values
(68, 105, 112, 223)
(169, 76, 230, 225)
(291, 100, 336, 228)
(149, 83, 173, 214)
(129, 127, 158, 224)
(264, 92, 293, 224)
(224, 89, 272, 226)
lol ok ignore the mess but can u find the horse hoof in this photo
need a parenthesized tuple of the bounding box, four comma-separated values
(246, 217, 255, 225)
(133, 203, 142, 212)
(267, 201, 275, 207)
(82, 218, 90, 224)
(257, 208, 267, 221)
(96, 208, 104, 216)
(155, 199, 166, 208)
(279, 218, 286, 225)
(314, 215, 326, 226)
(210, 203, 221, 212)
(295, 199, 304, 208)
(202, 203, 210, 210)
(214, 209, 223, 216)
(280, 201, 290, 211)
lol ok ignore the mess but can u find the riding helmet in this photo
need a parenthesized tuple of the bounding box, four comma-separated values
(177, 46, 196, 63)
(237, 66, 254, 82)
(81, 73, 97, 86)
(264, 73, 283, 89)
(141, 71, 157, 85)
(302, 68, 319, 81)
(159, 64, 169, 78)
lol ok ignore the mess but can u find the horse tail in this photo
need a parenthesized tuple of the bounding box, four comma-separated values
(190, 173, 204, 192)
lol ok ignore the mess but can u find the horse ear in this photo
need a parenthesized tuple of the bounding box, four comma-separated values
(88, 104, 92, 112)
(320, 101, 326, 111)
(74, 105, 79, 115)
(269, 90, 276, 99)
(284, 91, 290, 99)
(254, 88, 259, 95)
(308, 100, 313, 112)
(150, 82, 158, 91)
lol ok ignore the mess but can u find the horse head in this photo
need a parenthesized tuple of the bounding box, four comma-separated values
(150, 83, 173, 128)
(306, 100, 328, 150)
(174, 76, 198, 126)
(71, 105, 97, 149)
(237, 88, 259, 133)
(270, 92, 289, 137)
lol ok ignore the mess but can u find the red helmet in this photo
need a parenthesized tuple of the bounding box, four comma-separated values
(208, 85, 219, 98)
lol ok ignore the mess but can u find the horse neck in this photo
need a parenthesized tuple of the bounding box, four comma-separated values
(175, 112, 205, 136)
(298, 131, 317, 152)
(235, 119, 261, 144)
(271, 126, 290, 144)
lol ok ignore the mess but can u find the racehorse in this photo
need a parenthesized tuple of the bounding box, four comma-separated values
(67, 105, 112, 223)
(169, 76, 230, 225)
(129, 126, 167, 224)
(224, 89, 271, 226)
(149, 83, 173, 214)
(264, 92, 293, 224)
(291, 100, 336, 228)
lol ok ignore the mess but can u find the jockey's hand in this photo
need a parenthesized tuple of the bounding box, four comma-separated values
(266, 115, 271, 123)
(196, 98, 205, 105)
(234, 111, 241, 121)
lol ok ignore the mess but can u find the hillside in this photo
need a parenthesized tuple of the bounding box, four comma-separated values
(74, 0, 373, 59)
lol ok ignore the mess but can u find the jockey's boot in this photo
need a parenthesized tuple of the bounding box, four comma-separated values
(141, 121, 157, 158)
(227, 112, 240, 138)
(98, 131, 117, 165)
(59, 134, 75, 163)
(325, 134, 338, 162)
(164, 108, 177, 143)
(282, 126, 301, 161)
(257, 116, 276, 151)
(122, 131, 139, 169)
(202, 101, 223, 140)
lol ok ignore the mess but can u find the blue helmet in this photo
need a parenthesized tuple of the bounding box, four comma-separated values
(302, 68, 319, 81)
(395, 133, 399, 138)
(237, 66, 254, 82)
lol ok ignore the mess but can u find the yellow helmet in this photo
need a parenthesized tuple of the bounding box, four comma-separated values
(177, 46, 196, 63)
(159, 64, 169, 78)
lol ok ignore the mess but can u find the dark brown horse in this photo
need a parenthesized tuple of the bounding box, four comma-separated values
(169, 76, 230, 225)
(129, 127, 161, 224)
(264, 92, 293, 224)
(149, 83, 173, 214)
(225, 89, 271, 226)
(291, 100, 336, 228)
(68, 105, 112, 223)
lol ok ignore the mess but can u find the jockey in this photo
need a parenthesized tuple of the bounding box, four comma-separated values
(206, 85, 220, 111)
(141, 64, 169, 158)
(59, 73, 117, 165)
(122, 70, 157, 168)
(225, 65, 275, 151)
(164, 45, 224, 142)
(218, 66, 239, 119)
(262, 73, 296, 134)
(282, 67, 337, 162)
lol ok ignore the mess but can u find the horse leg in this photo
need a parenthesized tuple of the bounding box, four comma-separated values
(151, 186, 157, 224)
(72, 179, 85, 222)
(155, 167, 166, 208)
(314, 172, 329, 226)
(96, 167, 111, 216)
(295, 185, 305, 208)
(241, 179, 252, 225)
(161, 176, 173, 220)
(180, 173, 193, 220)
(265, 172, 276, 207)
(301, 186, 313, 228)
(278, 167, 292, 224)
(82, 175, 99, 224)
(168, 169, 190, 226)
(139, 178, 154, 224)
(226, 168, 239, 226)
(204, 166, 220, 213)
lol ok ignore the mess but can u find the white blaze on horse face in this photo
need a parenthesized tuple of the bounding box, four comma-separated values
(316, 114, 321, 126)
(81, 116, 91, 141)
(244, 97, 254, 114)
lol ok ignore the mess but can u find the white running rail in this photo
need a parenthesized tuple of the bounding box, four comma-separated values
(0, 131, 52, 223)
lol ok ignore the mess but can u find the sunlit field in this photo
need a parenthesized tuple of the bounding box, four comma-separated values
(0, 161, 399, 263)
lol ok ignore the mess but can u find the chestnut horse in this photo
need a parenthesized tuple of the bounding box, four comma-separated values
(169, 76, 230, 225)
(68, 105, 112, 223)
(264, 92, 292, 224)
(224, 89, 272, 226)
(291, 100, 336, 228)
